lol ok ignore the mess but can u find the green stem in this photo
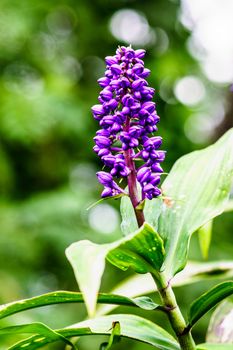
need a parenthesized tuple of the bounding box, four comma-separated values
(154, 273, 196, 350)
(126, 142, 195, 349)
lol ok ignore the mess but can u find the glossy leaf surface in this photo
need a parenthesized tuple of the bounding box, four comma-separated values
(8, 314, 179, 350)
(120, 195, 163, 235)
(66, 222, 164, 316)
(121, 129, 233, 278)
(188, 281, 233, 327)
(158, 129, 233, 277)
(0, 322, 76, 349)
(96, 260, 233, 316)
(100, 321, 121, 350)
(0, 291, 160, 321)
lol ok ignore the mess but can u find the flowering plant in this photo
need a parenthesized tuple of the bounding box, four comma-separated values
(0, 46, 233, 350)
(92, 46, 165, 226)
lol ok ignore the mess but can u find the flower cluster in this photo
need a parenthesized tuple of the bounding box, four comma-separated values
(92, 46, 165, 201)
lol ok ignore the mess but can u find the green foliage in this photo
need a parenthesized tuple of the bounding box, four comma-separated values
(198, 221, 213, 259)
(66, 222, 164, 316)
(66, 129, 233, 319)
(0, 291, 160, 321)
(225, 200, 233, 212)
(74, 315, 180, 350)
(188, 281, 233, 327)
(100, 321, 121, 350)
(0, 315, 179, 350)
(196, 344, 233, 350)
(0, 0, 233, 348)
(0, 323, 76, 349)
(159, 128, 233, 278)
(121, 129, 233, 279)
(120, 195, 163, 235)
(96, 260, 233, 316)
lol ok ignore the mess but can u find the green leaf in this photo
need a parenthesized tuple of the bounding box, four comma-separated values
(188, 281, 233, 327)
(225, 199, 233, 212)
(0, 291, 160, 321)
(150, 128, 233, 278)
(0, 322, 76, 349)
(197, 198, 232, 259)
(120, 195, 163, 235)
(198, 220, 213, 259)
(96, 260, 233, 316)
(107, 223, 164, 273)
(73, 315, 179, 350)
(66, 222, 164, 316)
(207, 300, 233, 343)
(196, 344, 233, 350)
(100, 321, 121, 350)
(120, 195, 138, 234)
(132, 296, 160, 310)
(10, 314, 180, 350)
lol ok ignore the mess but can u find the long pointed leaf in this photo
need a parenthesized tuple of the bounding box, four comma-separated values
(188, 281, 233, 327)
(0, 291, 160, 320)
(120, 129, 233, 279)
(8, 314, 179, 350)
(96, 260, 233, 316)
(158, 129, 233, 278)
(0, 322, 76, 349)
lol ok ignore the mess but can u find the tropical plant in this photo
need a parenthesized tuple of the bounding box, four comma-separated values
(0, 46, 233, 350)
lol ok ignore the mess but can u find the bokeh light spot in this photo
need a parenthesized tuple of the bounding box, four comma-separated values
(159, 77, 177, 104)
(109, 9, 154, 46)
(181, 0, 233, 83)
(70, 164, 97, 192)
(3, 63, 44, 99)
(88, 204, 119, 234)
(184, 113, 214, 144)
(174, 76, 205, 106)
(46, 7, 76, 37)
(154, 28, 169, 55)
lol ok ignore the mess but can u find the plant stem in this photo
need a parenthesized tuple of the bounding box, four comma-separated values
(123, 115, 145, 227)
(155, 273, 196, 350)
(125, 134, 195, 349)
(124, 147, 145, 227)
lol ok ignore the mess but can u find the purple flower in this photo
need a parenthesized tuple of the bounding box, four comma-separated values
(92, 46, 165, 200)
(96, 171, 123, 197)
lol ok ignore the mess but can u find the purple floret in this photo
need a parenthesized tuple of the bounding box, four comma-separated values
(91, 46, 165, 200)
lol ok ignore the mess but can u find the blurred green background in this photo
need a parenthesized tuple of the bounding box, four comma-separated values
(0, 0, 232, 349)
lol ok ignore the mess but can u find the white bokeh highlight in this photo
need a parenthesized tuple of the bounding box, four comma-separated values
(109, 9, 154, 46)
(184, 103, 225, 143)
(88, 204, 119, 234)
(174, 76, 205, 106)
(184, 113, 214, 143)
(181, 0, 233, 83)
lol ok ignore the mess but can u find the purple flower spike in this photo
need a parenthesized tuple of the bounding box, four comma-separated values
(92, 46, 165, 201)
(96, 171, 123, 198)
